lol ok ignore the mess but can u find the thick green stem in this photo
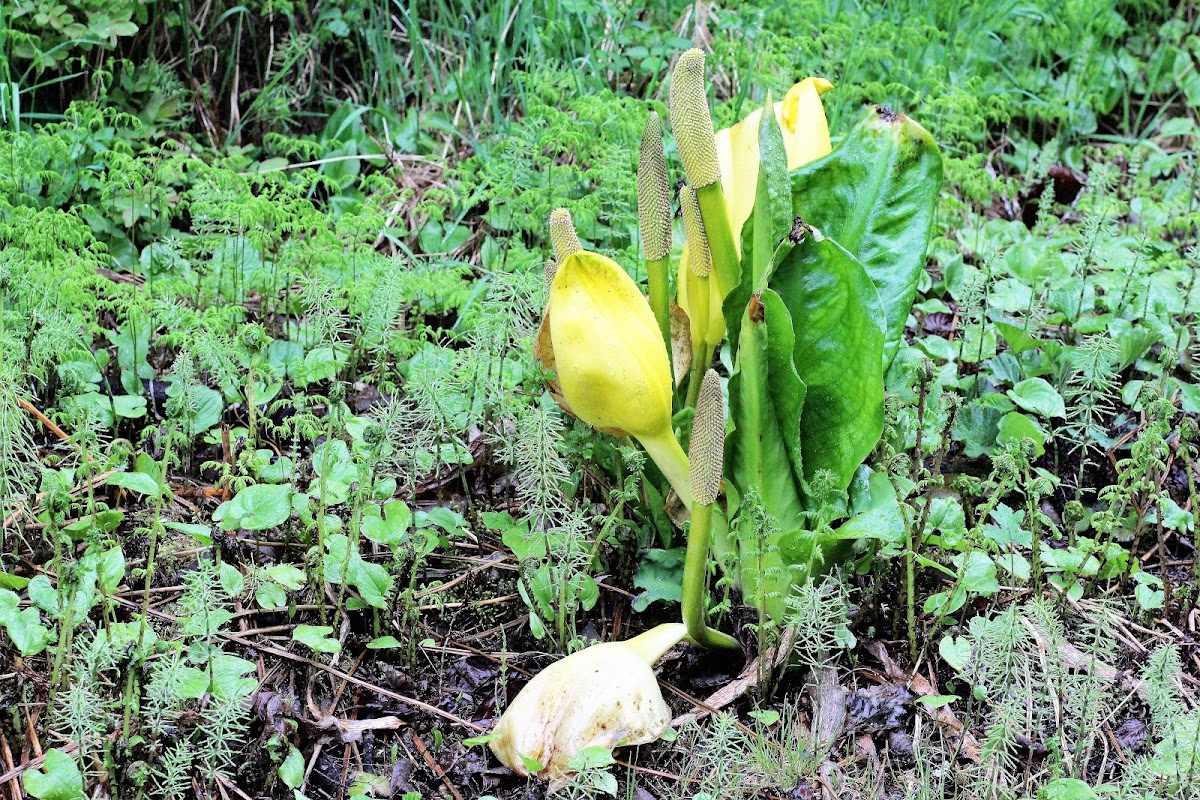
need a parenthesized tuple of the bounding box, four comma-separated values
(906, 511, 917, 663)
(686, 341, 712, 408)
(685, 272, 712, 409)
(695, 182, 740, 301)
(647, 256, 672, 364)
(638, 427, 692, 511)
(682, 503, 739, 650)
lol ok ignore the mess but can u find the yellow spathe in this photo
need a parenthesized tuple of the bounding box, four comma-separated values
(548, 251, 673, 438)
(543, 250, 693, 507)
(717, 76, 835, 235)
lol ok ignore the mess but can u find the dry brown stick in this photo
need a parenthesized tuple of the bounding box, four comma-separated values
(414, 552, 509, 599)
(224, 634, 483, 731)
(669, 629, 793, 727)
(233, 593, 265, 684)
(417, 593, 518, 612)
(214, 773, 254, 800)
(329, 650, 366, 713)
(3, 469, 117, 529)
(661, 682, 757, 739)
(17, 398, 71, 444)
(612, 758, 684, 782)
(411, 732, 464, 800)
(0, 733, 18, 800)
(23, 708, 41, 760)
(213, 774, 234, 800)
(110, 595, 485, 732)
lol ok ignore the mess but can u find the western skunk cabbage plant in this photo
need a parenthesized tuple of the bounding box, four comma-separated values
(513, 48, 941, 775)
(535, 48, 941, 628)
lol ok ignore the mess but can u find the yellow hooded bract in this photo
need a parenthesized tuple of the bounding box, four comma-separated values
(542, 250, 693, 506)
(679, 77, 834, 347)
(490, 624, 686, 778)
(548, 251, 673, 438)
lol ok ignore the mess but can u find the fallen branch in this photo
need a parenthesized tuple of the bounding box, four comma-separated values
(16, 398, 72, 444)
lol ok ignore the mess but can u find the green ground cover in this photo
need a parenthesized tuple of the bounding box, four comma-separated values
(2, 1, 1199, 798)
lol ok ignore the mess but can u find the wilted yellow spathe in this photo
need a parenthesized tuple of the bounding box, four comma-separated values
(678, 77, 834, 347)
(490, 623, 686, 777)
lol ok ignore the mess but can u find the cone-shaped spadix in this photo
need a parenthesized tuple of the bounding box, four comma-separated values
(549, 208, 583, 265)
(637, 113, 673, 264)
(689, 370, 725, 506)
(680, 370, 739, 649)
(670, 49, 721, 190)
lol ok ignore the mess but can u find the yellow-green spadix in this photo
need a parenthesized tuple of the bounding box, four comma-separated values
(538, 249, 692, 508)
(490, 623, 686, 778)
(678, 76, 835, 348)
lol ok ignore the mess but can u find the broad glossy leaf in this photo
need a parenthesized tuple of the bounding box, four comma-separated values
(279, 746, 305, 790)
(164, 382, 223, 435)
(106, 470, 162, 498)
(791, 106, 942, 367)
(1007, 377, 1066, 419)
(264, 564, 306, 590)
(769, 235, 884, 493)
(213, 483, 292, 531)
(293, 624, 341, 654)
(255, 582, 287, 610)
(23, 750, 84, 800)
(361, 499, 412, 548)
(209, 652, 258, 699)
(1040, 778, 1099, 800)
(6, 607, 50, 656)
(834, 472, 903, 550)
(631, 547, 684, 612)
(322, 534, 394, 609)
(996, 411, 1047, 457)
(721, 290, 808, 620)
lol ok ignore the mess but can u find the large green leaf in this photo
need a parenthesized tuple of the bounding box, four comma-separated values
(791, 106, 943, 367)
(24, 750, 84, 800)
(720, 290, 807, 620)
(726, 290, 807, 518)
(769, 234, 884, 494)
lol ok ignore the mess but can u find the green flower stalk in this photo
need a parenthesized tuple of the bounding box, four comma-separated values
(680, 185, 713, 408)
(638, 112, 673, 358)
(682, 369, 738, 649)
